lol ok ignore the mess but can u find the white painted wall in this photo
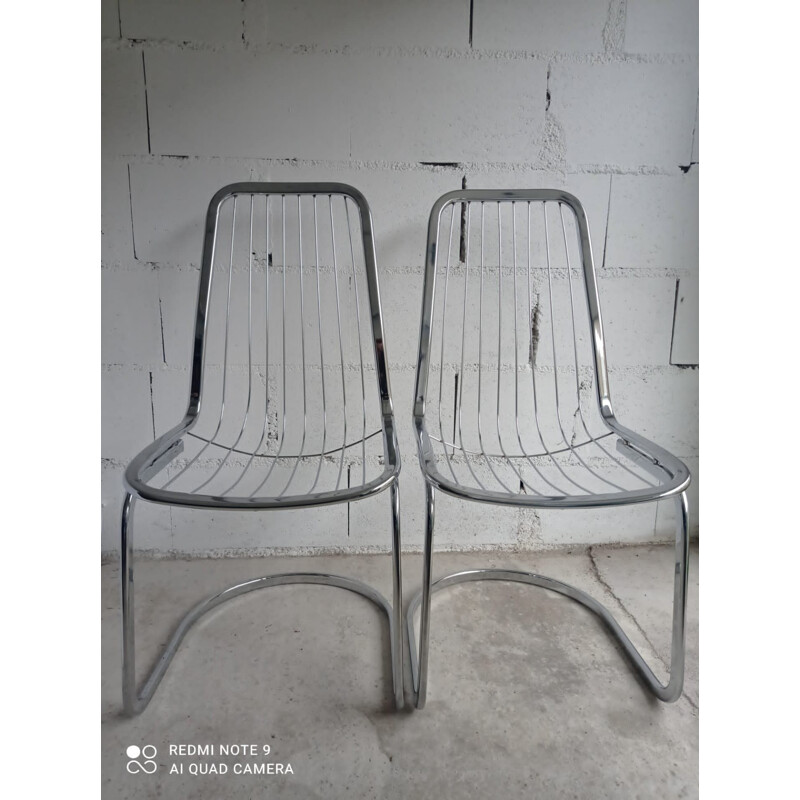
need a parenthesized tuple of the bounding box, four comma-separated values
(101, 0, 699, 556)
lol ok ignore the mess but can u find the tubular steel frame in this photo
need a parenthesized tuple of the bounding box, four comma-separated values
(121, 183, 404, 714)
(409, 188, 691, 708)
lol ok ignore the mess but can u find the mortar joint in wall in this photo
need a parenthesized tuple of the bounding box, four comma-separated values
(102, 36, 694, 66)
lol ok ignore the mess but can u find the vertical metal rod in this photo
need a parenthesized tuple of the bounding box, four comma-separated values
(309, 196, 327, 493)
(560, 202, 589, 436)
(249, 195, 287, 497)
(511, 201, 553, 494)
(201, 196, 257, 493)
(278, 196, 308, 496)
(121, 492, 137, 714)
(390, 481, 405, 709)
(668, 491, 690, 696)
(456, 202, 485, 490)
(557, 203, 654, 488)
(529, 202, 592, 495)
(330, 195, 349, 492)
(163, 196, 238, 490)
(345, 198, 368, 487)
(228, 195, 274, 494)
(265, 194, 270, 457)
(415, 482, 436, 708)
(437, 204, 458, 481)
(543, 203, 579, 450)
(544, 203, 622, 492)
(477, 202, 514, 492)
(524, 202, 579, 494)
(496, 202, 504, 452)
(218, 196, 238, 441)
(477, 202, 485, 465)
(280, 195, 288, 459)
(494, 202, 532, 492)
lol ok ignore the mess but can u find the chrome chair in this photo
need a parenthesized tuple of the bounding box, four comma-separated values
(121, 183, 404, 714)
(409, 189, 690, 708)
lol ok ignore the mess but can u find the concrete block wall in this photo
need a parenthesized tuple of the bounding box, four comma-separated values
(102, 0, 699, 557)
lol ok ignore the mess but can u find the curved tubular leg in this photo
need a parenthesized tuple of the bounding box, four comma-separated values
(121, 492, 405, 716)
(407, 490, 689, 707)
(411, 483, 436, 709)
(121, 492, 137, 715)
(389, 481, 406, 709)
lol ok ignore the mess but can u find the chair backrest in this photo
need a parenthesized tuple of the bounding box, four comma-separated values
(160, 183, 396, 501)
(414, 189, 631, 496)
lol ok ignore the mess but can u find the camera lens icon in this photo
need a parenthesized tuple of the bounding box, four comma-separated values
(126, 744, 157, 774)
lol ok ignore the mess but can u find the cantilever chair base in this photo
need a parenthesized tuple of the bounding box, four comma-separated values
(407, 486, 689, 709)
(121, 485, 405, 715)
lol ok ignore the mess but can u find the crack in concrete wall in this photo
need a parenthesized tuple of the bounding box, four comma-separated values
(601, 174, 613, 269)
(158, 294, 166, 364)
(459, 175, 467, 263)
(141, 50, 151, 154)
(126, 164, 137, 259)
(536, 61, 567, 174)
(148, 370, 156, 438)
(529, 297, 541, 367)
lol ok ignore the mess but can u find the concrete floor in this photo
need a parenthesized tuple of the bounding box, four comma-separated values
(102, 544, 698, 799)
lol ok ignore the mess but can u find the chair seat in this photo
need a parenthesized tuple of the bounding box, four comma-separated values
(415, 421, 689, 509)
(125, 426, 399, 510)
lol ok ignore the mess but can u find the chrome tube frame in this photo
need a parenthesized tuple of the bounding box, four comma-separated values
(409, 189, 691, 708)
(121, 183, 404, 714)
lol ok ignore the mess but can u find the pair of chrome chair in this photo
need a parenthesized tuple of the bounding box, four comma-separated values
(121, 183, 690, 714)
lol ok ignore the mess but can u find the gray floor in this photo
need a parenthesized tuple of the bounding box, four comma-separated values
(102, 544, 698, 799)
